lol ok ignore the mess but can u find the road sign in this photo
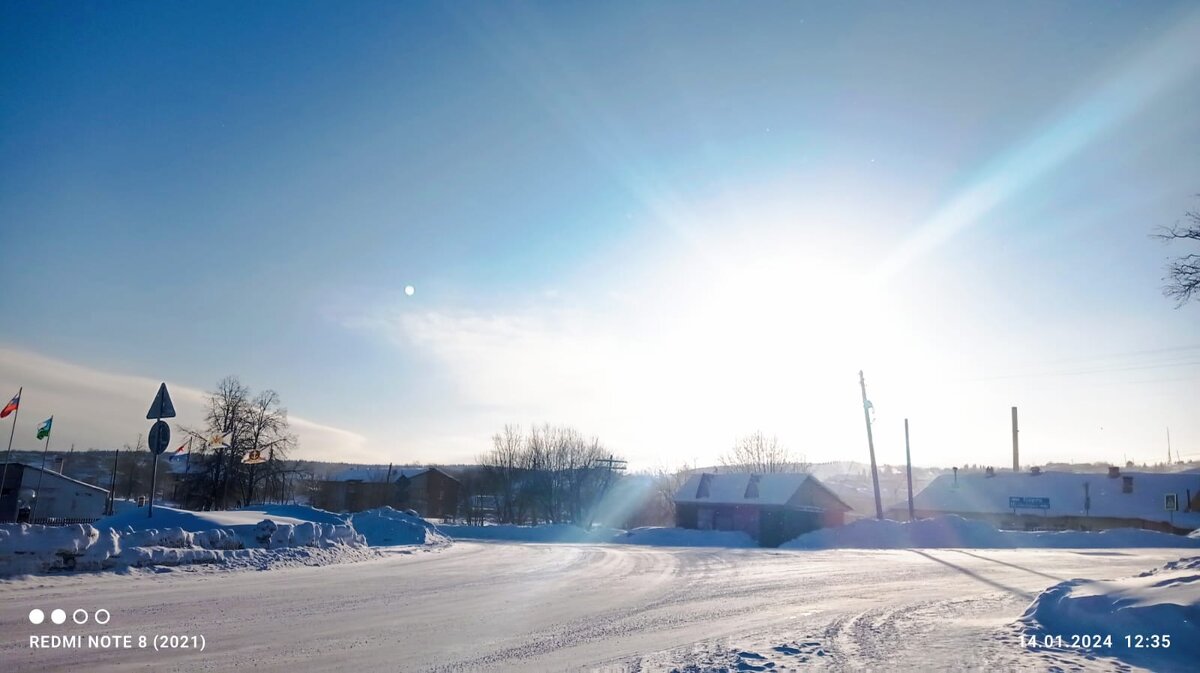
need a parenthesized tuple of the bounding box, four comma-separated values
(146, 383, 176, 420)
(148, 420, 171, 455)
(1165, 494, 1179, 511)
(1009, 496, 1050, 510)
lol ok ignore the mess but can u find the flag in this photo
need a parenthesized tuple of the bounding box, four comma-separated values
(241, 448, 267, 465)
(36, 417, 52, 440)
(207, 431, 231, 449)
(0, 391, 18, 418)
(168, 438, 191, 462)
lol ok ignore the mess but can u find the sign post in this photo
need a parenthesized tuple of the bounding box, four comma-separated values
(145, 383, 176, 519)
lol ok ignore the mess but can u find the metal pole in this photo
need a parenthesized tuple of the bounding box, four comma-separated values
(148, 453, 158, 519)
(859, 371, 884, 520)
(1011, 406, 1020, 472)
(904, 418, 915, 521)
(1, 387, 23, 522)
(107, 448, 119, 515)
(31, 420, 51, 521)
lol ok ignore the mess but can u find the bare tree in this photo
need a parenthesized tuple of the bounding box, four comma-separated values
(1155, 202, 1200, 306)
(479, 424, 524, 524)
(239, 389, 296, 505)
(477, 423, 620, 527)
(176, 377, 297, 509)
(720, 431, 809, 473)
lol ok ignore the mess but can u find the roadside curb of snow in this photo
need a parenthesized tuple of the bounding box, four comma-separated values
(0, 519, 370, 577)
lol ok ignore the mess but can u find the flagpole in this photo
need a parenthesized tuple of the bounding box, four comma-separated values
(31, 416, 51, 522)
(1, 387, 23, 522)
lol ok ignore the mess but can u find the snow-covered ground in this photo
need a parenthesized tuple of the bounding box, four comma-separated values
(783, 514, 1200, 549)
(438, 523, 756, 547)
(1, 543, 1193, 672)
(1017, 556, 1200, 672)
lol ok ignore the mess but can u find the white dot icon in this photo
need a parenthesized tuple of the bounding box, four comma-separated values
(50, 609, 66, 625)
(404, 285, 415, 296)
(29, 609, 44, 625)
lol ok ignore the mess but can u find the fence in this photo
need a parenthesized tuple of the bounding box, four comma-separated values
(28, 517, 100, 526)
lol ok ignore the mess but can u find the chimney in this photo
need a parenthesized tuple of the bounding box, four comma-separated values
(1011, 406, 1019, 472)
(1108, 466, 1120, 478)
(1122, 475, 1133, 494)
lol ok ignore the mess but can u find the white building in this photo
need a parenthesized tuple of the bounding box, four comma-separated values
(891, 466, 1200, 534)
(0, 463, 109, 522)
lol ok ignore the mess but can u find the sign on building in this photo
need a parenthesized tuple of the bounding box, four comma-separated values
(1165, 493, 1179, 512)
(1008, 496, 1050, 510)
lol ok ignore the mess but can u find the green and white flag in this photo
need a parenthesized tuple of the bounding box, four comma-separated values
(36, 417, 52, 440)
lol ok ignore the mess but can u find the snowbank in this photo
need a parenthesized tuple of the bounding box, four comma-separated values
(613, 527, 756, 548)
(1019, 556, 1200, 672)
(438, 522, 623, 544)
(1, 505, 369, 576)
(438, 524, 756, 548)
(96, 504, 345, 531)
(781, 515, 1200, 549)
(349, 507, 449, 546)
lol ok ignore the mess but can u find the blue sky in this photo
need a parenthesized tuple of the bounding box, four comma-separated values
(1, 2, 1198, 468)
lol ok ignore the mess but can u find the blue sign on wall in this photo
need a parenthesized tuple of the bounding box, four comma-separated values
(1009, 496, 1050, 510)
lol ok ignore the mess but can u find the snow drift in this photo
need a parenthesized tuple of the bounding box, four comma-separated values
(1019, 556, 1200, 672)
(781, 515, 1200, 549)
(349, 507, 449, 546)
(0, 505, 369, 576)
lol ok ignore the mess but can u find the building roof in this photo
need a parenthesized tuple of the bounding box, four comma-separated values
(674, 472, 847, 508)
(329, 465, 426, 482)
(0, 462, 109, 494)
(908, 470, 1200, 529)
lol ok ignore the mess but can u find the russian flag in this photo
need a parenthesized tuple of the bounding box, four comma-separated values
(0, 391, 18, 419)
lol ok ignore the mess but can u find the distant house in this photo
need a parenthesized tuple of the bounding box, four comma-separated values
(889, 467, 1200, 534)
(396, 468, 459, 520)
(0, 463, 109, 523)
(312, 465, 460, 519)
(674, 472, 852, 547)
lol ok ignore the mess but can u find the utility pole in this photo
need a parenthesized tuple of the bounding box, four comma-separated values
(1167, 427, 1172, 465)
(107, 448, 120, 515)
(859, 371, 884, 520)
(1011, 407, 1020, 472)
(587, 455, 627, 528)
(904, 418, 915, 522)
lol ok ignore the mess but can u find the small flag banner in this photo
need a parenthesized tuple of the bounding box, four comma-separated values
(168, 438, 191, 461)
(207, 432, 231, 449)
(241, 449, 267, 465)
(36, 417, 53, 440)
(1, 391, 19, 418)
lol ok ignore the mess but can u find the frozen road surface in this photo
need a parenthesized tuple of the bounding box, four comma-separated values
(1, 543, 1188, 672)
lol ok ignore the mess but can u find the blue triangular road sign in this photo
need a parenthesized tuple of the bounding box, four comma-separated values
(146, 382, 176, 419)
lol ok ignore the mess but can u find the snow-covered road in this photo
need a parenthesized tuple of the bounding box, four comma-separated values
(1, 543, 1189, 672)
